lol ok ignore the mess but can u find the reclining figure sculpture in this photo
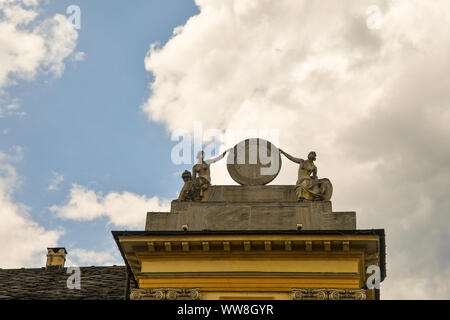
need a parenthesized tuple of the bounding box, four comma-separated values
(280, 150, 333, 202)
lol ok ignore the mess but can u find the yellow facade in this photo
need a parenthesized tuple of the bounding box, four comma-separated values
(114, 231, 384, 300)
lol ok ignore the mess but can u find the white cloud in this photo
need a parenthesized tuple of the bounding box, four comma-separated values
(0, 99, 26, 118)
(0, 0, 79, 107)
(141, 0, 450, 299)
(0, 148, 62, 268)
(66, 248, 121, 267)
(35, 13, 78, 77)
(48, 171, 64, 191)
(50, 184, 170, 228)
(0, 0, 80, 269)
(73, 51, 86, 62)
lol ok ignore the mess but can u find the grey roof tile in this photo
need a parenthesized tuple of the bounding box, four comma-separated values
(0, 266, 135, 300)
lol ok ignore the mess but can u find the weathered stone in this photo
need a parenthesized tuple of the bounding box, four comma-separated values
(226, 138, 281, 186)
(281, 150, 333, 201)
(146, 186, 355, 231)
(204, 185, 297, 202)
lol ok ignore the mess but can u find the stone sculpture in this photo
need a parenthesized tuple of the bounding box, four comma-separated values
(226, 138, 281, 186)
(177, 170, 197, 201)
(280, 150, 333, 202)
(178, 150, 227, 201)
(177, 142, 332, 203)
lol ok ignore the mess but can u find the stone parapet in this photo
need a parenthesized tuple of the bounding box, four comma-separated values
(204, 185, 297, 202)
(145, 186, 355, 231)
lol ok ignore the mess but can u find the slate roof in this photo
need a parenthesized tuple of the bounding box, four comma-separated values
(0, 265, 135, 300)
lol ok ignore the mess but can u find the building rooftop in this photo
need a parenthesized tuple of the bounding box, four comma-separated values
(0, 265, 135, 300)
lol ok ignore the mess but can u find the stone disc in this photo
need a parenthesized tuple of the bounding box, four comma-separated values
(226, 138, 282, 186)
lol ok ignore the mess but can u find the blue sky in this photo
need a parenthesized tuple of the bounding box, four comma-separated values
(1, 0, 199, 265)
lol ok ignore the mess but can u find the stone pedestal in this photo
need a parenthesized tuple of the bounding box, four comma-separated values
(146, 186, 355, 231)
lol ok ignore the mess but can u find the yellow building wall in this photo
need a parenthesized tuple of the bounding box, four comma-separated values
(119, 234, 381, 300)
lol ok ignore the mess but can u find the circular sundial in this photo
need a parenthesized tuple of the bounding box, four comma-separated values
(226, 138, 282, 186)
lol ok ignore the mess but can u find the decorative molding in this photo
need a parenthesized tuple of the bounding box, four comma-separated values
(365, 253, 379, 266)
(305, 241, 312, 251)
(147, 242, 155, 252)
(124, 237, 380, 255)
(130, 288, 201, 300)
(342, 241, 350, 251)
(291, 289, 328, 300)
(284, 240, 292, 251)
(202, 241, 210, 251)
(292, 288, 366, 300)
(329, 289, 367, 300)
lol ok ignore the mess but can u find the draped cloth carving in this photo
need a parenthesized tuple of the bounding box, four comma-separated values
(280, 150, 333, 201)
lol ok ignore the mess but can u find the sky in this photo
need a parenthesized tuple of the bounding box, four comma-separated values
(0, 0, 449, 299)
